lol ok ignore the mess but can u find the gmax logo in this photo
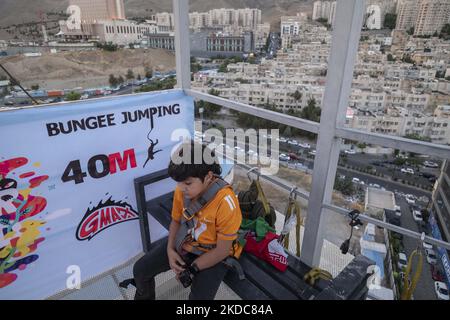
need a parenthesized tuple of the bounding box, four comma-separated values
(76, 198, 139, 241)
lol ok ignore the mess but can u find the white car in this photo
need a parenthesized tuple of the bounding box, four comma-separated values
(434, 281, 449, 300)
(394, 205, 402, 217)
(288, 140, 299, 145)
(398, 252, 408, 270)
(412, 210, 423, 222)
(309, 150, 317, 156)
(422, 242, 433, 250)
(424, 161, 439, 168)
(344, 149, 356, 154)
(425, 249, 437, 265)
(299, 143, 311, 149)
(369, 183, 381, 189)
(279, 154, 290, 161)
(352, 177, 360, 184)
(405, 195, 416, 205)
(401, 168, 414, 174)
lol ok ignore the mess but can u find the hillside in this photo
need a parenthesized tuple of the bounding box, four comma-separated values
(0, 48, 175, 90)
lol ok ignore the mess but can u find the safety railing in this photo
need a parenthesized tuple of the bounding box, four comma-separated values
(172, 0, 450, 266)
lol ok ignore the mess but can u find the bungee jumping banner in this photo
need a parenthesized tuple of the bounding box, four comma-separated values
(0, 90, 194, 299)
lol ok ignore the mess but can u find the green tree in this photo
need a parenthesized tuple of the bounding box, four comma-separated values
(109, 74, 118, 88)
(440, 23, 450, 39)
(387, 53, 395, 62)
(203, 89, 222, 117)
(144, 66, 153, 79)
(334, 176, 355, 196)
(31, 84, 39, 90)
(300, 98, 321, 122)
(118, 75, 125, 85)
(404, 133, 431, 142)
(137, 74, 141, 81)
(406, 27, 414, 35)
(357, 143, 367, 150)
(190, 57, 202, 73)
(291, 89, 302, 102)
(402, 54, 414, 64)
(66, 91, 81, 101)
(126, 69, 135, 81)
(383, 13, 397, 30)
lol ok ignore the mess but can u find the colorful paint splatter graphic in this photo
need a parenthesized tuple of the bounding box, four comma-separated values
(0, 157, 48, 288)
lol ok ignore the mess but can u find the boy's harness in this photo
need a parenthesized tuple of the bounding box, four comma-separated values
(175, 177, 245, 280)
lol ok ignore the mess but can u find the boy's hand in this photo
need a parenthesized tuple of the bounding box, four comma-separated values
(167, 248, 186, 274)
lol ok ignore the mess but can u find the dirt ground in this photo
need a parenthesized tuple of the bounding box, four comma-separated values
(0, 48, 175, 90)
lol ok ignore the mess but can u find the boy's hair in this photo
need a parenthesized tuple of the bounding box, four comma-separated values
(168, 141, 222, 182)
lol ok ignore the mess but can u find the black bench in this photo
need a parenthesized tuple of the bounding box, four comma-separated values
(135, 169, 375, 300)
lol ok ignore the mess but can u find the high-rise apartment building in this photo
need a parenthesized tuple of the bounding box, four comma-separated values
(415, 0, 450, 36)
(396, 0, 450, 35)
(69, 0, 125, 23)
(395, 0, 418, 31)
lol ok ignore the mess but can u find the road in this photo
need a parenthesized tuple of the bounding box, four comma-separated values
(396, 196, 437, 300)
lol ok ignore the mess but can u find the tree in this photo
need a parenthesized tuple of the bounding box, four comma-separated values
(406, 27, 414, 35)
(137, 74, 141, 81)
(203, 89, 222, 117)
(402, 54, 414, 64)
(383, 13, 397, 30)
(31, 84, 39, 90)
(66, 91, 81, 101)
(126, 69, 135, 81)
(291, 89, 302, 102)
(404, 133, 431, 142)
(357, 143, 367, 150)
(144, 66, 153, 79)
(300, 98, 321, 123)
(190, 56, 202, 73)
(334, 176, 355, 196)
(118, 75, 125, 85)
(109, 74, 118, 88)
(387, 53, 395, 62)
(439, 23, 450, 39)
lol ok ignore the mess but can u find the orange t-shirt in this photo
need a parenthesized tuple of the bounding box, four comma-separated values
(171, 185, 242, 245)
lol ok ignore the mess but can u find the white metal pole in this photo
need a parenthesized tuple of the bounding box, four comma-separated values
(173, 0, 191, 90)
(301, 0, 366, 267)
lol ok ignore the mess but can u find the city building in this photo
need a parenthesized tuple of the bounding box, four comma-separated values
(415, 0, 450, 36)
(429, 160, 450, 288)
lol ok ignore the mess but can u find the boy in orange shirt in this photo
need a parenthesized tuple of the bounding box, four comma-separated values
(133, 141, 242, 300)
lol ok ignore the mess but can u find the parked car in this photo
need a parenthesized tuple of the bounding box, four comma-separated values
(401, 168, 414, 174)
(299, 143, 311, 149)
(394, 205, 402, 217)
(422, 241, 433, 250)
(412, 210, 423, 222)
(423, 161, 439, 168)
(405, 194, 416, 205)
(352, 177, 360, 184)
(431, 265, 445, 282)
(434, 281, 450, 300)
(425, 249, 437, 265)
(308, 150, 317, 156)
(398, 252, 408, 270)
(279, 153, 290, 161)
(288, 152, 301, 160)
(344, 149, 356, 154)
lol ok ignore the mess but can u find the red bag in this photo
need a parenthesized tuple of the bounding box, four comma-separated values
(244, 231, 288, 272)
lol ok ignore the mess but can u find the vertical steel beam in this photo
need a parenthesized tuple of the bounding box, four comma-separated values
(301, 0, 366, 266)
(173, 0, 191, 89)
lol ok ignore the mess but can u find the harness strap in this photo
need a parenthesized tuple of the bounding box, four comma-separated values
(175, 178, 228, 255)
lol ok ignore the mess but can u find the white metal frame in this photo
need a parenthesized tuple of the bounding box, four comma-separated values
(172, 0, 450, 266)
